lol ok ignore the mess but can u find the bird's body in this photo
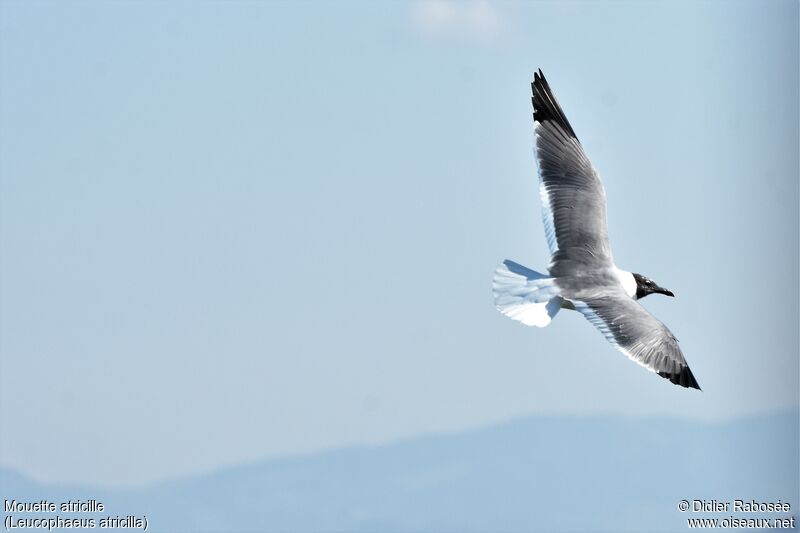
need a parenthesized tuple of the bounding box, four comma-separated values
(493, 70, 700, 390)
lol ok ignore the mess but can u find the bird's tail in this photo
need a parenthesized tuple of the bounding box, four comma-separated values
(492, 260, 563, 328)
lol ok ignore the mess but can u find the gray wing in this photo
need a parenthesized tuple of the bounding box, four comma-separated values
(532, 70, 613, 276)
(571, 291, 701, 389)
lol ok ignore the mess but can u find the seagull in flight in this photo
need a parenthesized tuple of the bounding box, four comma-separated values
(493, 70, 700, 390)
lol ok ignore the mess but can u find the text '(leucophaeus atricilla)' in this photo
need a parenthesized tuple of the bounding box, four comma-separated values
(493, 70, 700, 390)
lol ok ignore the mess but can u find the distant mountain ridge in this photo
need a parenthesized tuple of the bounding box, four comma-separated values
(2, 410, 798, 532)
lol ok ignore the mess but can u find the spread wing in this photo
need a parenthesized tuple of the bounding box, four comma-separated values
(571, 291, 701, 389)
(533, 70, 614, 276)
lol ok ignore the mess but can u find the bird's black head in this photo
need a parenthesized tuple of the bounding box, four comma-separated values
(632, 273, 674, 299)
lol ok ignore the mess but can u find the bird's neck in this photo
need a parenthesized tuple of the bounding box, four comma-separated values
(614, 268, 637, 299)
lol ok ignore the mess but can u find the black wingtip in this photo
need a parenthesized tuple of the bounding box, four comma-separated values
(658, 367, 702, 390)
(531, 69, 578, 139)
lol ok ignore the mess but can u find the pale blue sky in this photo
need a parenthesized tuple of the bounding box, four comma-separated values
(1, 0, 797, 487)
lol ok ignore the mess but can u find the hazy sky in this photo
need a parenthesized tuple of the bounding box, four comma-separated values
(1, 0, 797, 487)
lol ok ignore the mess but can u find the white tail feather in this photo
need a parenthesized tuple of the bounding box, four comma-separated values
(493, 260, 562, 328)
